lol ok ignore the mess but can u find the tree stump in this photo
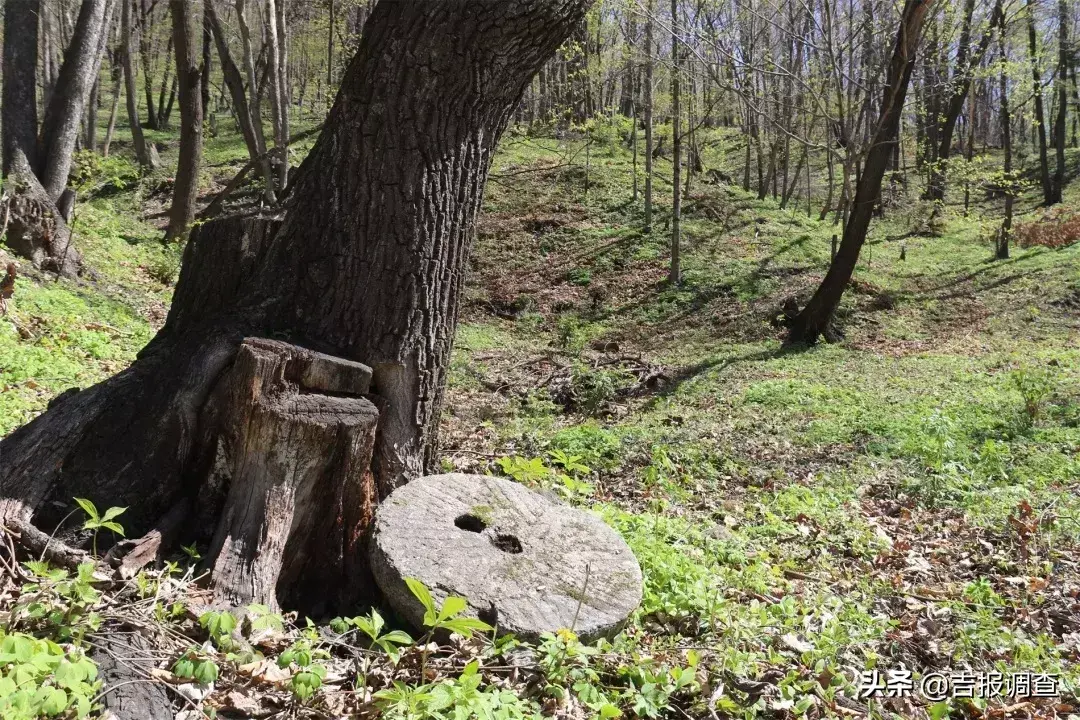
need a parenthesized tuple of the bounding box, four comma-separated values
(370, 474, 642, 642)
(204, 338, 379, 614)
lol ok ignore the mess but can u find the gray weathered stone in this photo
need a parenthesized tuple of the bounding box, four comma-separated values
(370, 473, 642, 642)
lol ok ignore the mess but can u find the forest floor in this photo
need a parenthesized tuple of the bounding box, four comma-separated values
(1, 119, 1079, 720)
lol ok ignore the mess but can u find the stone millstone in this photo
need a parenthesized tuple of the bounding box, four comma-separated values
(370, 473, 642, 642)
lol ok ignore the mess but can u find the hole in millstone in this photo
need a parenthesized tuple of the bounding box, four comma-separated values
(491, 533, 523, 554)
(454, 514, 487, 533)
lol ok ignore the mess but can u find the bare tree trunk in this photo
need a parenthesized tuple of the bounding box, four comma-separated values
(206, 1, 276, 203)
(123, 0, 156, 170)
(84, 81, 100, 153)
(3, 0, 41, 178)
(102, 76, 122, 157)
(140, 0, 159, 129)
(161, 74, 179, 127)
(1028, 0, 1054, 205)
(669, 0, 681, 284)
(201, 13, 212, 123)
(38, 0, 115, 201)
(788, 0, 934, 344)
(997, 18, 1013, 260)
(0, 1, 590, 623)
(1051, 0, 1067, 203)
(643, 0, 654, 232)
(41, 1, 56, 109)
(327, 0, 335, 90)
(235, 0, 272, 196)
(926, 0, 1003, 202)
(2, 0, 101, 277)
(164, 0, 203, 242)
(265, 0, 289, 190)
(155, 35, 174, 127)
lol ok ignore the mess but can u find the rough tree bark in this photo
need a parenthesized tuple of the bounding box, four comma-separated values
(1, 0, 113, 276)
(164, 0, 204, 242)
(0, 0, 591, 615)
(38, 0, 116, 201)
(2, 0, 41, 179)
(787, 0, 934, 344)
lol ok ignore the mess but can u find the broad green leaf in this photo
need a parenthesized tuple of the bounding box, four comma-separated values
(370, 609, 385, 636)
(380, 630, 413, 646)
(74, 498, 98, 521)
(172, 657, 195, 678)
(193, 659, 219, 685)
(38, 686, 68, 717)
(438, 595, 467, 621)
(101, 506, 127, 522)
(404, 577, 436, 617)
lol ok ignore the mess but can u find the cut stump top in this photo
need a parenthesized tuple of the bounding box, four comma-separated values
(370, 473, 642, 642)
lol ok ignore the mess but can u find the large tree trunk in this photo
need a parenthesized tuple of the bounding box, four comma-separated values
(1, 0, 104, 277)
(0, 0, 590, 615)
(164, 0, 204, 242)
(787, 0, 934, 344)
(2, 0, 41, 178)
(38, 0, 115, 202)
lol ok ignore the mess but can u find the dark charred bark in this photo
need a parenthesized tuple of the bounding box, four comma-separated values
(164, 0, 203, 242)
(0, 0, 590, 615)
(787, 0, 933, 345)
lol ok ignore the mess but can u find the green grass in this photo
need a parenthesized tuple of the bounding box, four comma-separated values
(447, 126, 1080, 715)
(2, 116, 1079, 718)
